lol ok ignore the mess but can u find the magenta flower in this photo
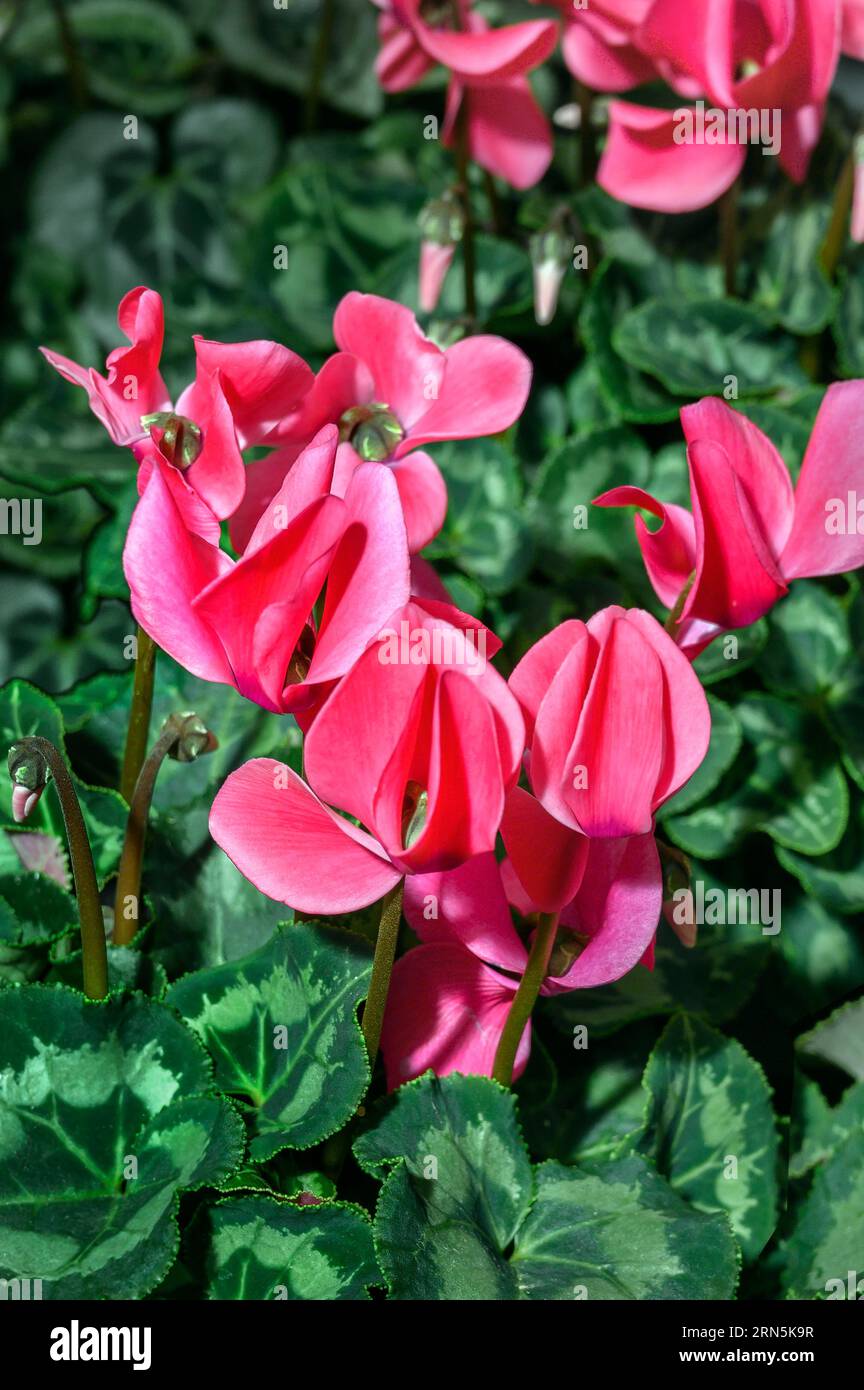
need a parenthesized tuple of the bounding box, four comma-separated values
(230, 291, 532, 554)
(531, 0, 657, 92)
(209, 598, 525, 913)
(509, 606, 711, 838)
(590, 0, 841, 213)
(41, 286, 314, 519)
(373, 0, 558, 189)
(123, 425, 411, 715)
(595, 386, 864, 653)
(379, 821, 661, 1086)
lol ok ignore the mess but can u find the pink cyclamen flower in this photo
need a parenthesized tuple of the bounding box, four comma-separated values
(41, 286, 314, 519)
(595, 0, 841, 213)
(374, 1, 558, 189)
(509, 606, 711, 838)
(123, 424, 411, 716)
(531, 0, 658, 92)
(210, 598, 525, 913)
(595, 385, 864, 654)
(230, 291, 532, 555)
(380, 821, 661, 1086)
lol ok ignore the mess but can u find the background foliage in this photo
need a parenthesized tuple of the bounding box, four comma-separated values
(0, 0, 862, 1301)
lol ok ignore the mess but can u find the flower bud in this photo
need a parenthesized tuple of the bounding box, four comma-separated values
(164, 713, 219, 764)
(140, 411, 203, 468)
(8, 742, 49, 823)
(417, 192, 463, 313)
(530, 228, 573, 327)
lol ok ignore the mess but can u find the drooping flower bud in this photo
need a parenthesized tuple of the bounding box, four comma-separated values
(140, 411, 203, 469)
(530, 227, 573, 327)
(164, 712, 219, 764)
(853, 133, 864, 244)
(8, 742, 50, 823)
(417, 192, 463, 313)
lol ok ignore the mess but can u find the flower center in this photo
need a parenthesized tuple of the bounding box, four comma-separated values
(401, 781, 428, 849)
(140, 411, 203, 469)
(338, 403, 404, 462)
(547, 927, 590, 977)
(419, 0, 457, 27)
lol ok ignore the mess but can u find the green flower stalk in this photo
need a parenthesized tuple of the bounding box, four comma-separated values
(113, 712, 217, 946)
(8, 737, 108, 1000)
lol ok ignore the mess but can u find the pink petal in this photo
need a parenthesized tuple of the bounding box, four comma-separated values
(176, 368, 245, 520)
(193, 495, 345, 712)
(191, 336, 314, 448)
(376, 11, 434, 92)
(308, 461, 411, 685)
(244, 427, 338, 558)
(123, 461, 234, 684)
(594, 485, 697, 609)
(686, 438, 788, 628)
(547, 833, 661, 989)
(565, 611, 665, 836)
(380, 944, 525, 1090)
(528, 628, 596, 830)
(403, 854, 528, 974)
(210, 760, 401, 914)
(598, 102, 746, 213)
(412, 12, 558, 81)
(447, 76, 554, 191)
(561, 16, 656, 91)
(402, 334, 532, 456)
(780, 380, 864, 579)
(135, 447, 222, 545)
(333, 294, 444, 430)
(509, 619, 587, 739)
(501, 786, 589, 913)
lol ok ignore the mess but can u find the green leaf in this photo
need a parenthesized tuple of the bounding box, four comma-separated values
(775, 896, 864, 1022)
(199, 1195, 379, 1300)
(641, 1015, 779, 1261)
(354, 1074, 738, 1300)
(166, 924, 372, 1159)
(759, 583, 850, 697)
(797, 998, 864, 1081)
(517, 1030, 647, 1164)
(353, 1073, 533, 1300)
(777, 795, 864, 914)
(580, 261, 681, 424)
(527, 426, 651, 584)
(425, 439, 532, 595)
(513, 1157, 739, 1300)
(755, 203, 834, 335)
(613, 297, 807, 397)
(10, 0, 195, 115)
(0, 867, 77, 947)
(825, 587, 864, 791)
(691, 619, 768, 684)
(0, 984, 243, 1299)
(663, 696, 742, 816)
(781, 1129, 864, 1298)
(664, 695, 848, 859)
(834, 257, 864, 378)
(791, 1078, 864, 1178)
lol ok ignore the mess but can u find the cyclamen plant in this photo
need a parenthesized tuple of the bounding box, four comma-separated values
(4, 0, 864, 1312)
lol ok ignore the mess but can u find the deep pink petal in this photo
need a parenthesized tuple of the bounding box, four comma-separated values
(123, 460, 233, 684)
(685, 438, 788, 628)
(780, 380, 864, 578)
(401, 333, 531, 455)
(210, 760, 401, 914)
(598, 102, 746, 213)
(381, 944, 525, 1090)
(451, 76, 553, 190)
(403, 854, 528, 974)
(501, 786, 589, 913)
(244, 427, 338, 558)
(191, 336, 314, 448)
(176, 368, 245, 520)
(547, 832, 661, 989)
(594, 485, 697, 609)
(333, 294, 444, 429)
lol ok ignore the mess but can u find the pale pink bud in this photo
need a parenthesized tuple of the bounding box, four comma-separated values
(11, 784, 41, 823)
(419, 241, 456, 313)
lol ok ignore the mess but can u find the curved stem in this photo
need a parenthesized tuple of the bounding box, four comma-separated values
(454, 104, 477, 323)
(361, 879, 405, 1072)
(120, 626, 156, 804)
(719, 179, 739, 297)
(820, 148, 855, 283)
(577, 82, 595, 187)
(113, 724, 180, 946)
(19, 738, 107, 999)
(304, 0, 335, 133)
(492, 912, 558, 1086)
